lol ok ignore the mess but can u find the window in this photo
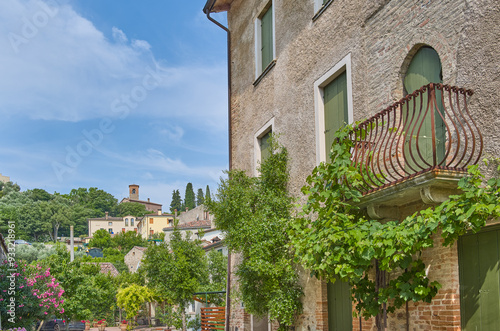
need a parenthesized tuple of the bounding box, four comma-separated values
(313, 0, 334, 20)
(122, 228, 125, 233)
(149, 218, 154, 224)
(108, 228, 113, 234)
(132, 188, 136, 194)
(131, 218, 134, 226)
(314, 54, 353, 164)
(150, 230, 154, 236)
(254, 118, 275, 176)
(255, 2, 275, 79)
(251, 315, 270, 331)
(108, 222, 113, 226)
(125, 218, 128, 226)
(134, 228, 137, 233)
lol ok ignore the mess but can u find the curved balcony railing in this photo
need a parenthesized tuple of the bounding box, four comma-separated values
(350, 83, 483, 195)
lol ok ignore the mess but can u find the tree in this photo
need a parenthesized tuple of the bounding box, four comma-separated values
(116, 202, 152, 217)
(170, 190, 182, 213)
(0, 181, 20, 199)
(66, 187, 118, 216)
(38, 196, 72, 240)
(143, 225, 207, 331)
(89, 229, 116, 249)
(196, 188, 204, 206)
(117, 284, 153, 320)
(199, 249, 228, 306)
(207, 137, 303, 330)
(184, 183, 195, 210)
(205, 185, 211, 202)
(112, 231, 147, 253)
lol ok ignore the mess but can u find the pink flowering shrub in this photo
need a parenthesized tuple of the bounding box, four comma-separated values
(0, 260, 64, 328)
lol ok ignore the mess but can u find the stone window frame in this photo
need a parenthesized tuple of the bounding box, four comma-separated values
(254, 1, 276, 84)
(253, 117, 275, 177)
(313, 0, 335, 21)
(250, 314, 271, 331)
(314, 53, 353, 164)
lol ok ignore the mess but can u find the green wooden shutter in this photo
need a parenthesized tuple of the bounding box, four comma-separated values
(327, 279, 352, 331)
(403, 47, 445, 171)
(260, 131, 272, 162)
(324, 71, 348, 158)
(261, 6, 273, 70)
(458, 227, 500, 330)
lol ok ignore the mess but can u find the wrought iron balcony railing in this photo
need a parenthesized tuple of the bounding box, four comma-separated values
(350, 83, 483, 195)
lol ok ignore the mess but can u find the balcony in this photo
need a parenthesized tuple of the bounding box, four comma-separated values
(350, 83, 482, 217)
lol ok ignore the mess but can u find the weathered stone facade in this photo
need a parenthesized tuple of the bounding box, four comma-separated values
(205, 0, 500, 330)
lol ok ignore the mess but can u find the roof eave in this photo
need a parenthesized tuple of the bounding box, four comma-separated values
(203, 0, 232, 14)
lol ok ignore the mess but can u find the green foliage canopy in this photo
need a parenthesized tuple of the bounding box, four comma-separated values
(170, 189, 183, 213)
(184, 183, 195, 210)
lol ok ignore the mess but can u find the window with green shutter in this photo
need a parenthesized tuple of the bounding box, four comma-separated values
(324, 71, 348, 157)
(261, 5, 273, 70)
(260, 130, 272, 162)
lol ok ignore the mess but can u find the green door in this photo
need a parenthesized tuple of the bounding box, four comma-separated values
(458, 226, 500, 330)
(327, 279, 352, 331)
(403, 47, 445, 172)
(261, 6, 273, 70)
(324, 71, 348, 158)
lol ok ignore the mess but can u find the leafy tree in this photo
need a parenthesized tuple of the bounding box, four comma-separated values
(42, 246, 117, 321)
(205, 185, 211, 202)
(199, 249, 227, 306)
(89, 229, 116, 249)
(116, 202, 152, 217)
(66, 187, 118, 216)
(117, 284, 153, 320)
(184, 183, 195, 210)
(26, 188, 52, 201)
(143, 225, 207, 331)
(38, 196, 72, 240)
(112, 230, 147, 253)
(196, 188, 204, 206)
(0, 181, 20, 199)
(207, 137, 303, 330)
(170, 189, 183, 213)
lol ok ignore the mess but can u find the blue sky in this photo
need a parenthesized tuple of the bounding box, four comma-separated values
(0, 0, 229, 208)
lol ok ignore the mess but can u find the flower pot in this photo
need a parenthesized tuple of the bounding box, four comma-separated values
(85, 323, 91, 330)
(120, 324, 128, 331)
(97, 325, 106, 331)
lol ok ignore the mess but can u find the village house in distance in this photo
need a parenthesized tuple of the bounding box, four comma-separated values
(204, 0, 500, 330)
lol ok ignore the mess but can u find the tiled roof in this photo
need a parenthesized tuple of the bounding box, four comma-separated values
(179, 219, 211, 229)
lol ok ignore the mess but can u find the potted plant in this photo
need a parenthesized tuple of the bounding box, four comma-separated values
(93, 319, 99, 327)
(119, 320, 128, 331)
(97, 319, 107, 331)
(81, 320, 91, 330)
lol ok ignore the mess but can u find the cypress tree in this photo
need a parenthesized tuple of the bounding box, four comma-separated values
(170, 189, 182, 213)
(205, 185, 211, 202)
(196, 188, 204, 206)
(184, 183, 195, 210)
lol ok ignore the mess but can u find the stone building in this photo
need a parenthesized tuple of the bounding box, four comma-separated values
(203, 0, 500, 330)
(137, 212, 175, 239)
(120, 184, 163, 213)
(124, 246, 147, 273)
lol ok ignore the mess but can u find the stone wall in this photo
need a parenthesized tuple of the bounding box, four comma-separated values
(222, 0, 500, 330)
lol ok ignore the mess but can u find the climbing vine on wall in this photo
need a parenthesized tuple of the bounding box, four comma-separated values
(207, 137, 303, 331)
(289, 125, 500, 319)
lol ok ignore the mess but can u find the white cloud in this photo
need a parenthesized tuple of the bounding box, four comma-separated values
(0, 0, 227, 131)
(112, 27, 128, 43)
